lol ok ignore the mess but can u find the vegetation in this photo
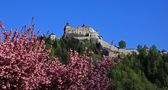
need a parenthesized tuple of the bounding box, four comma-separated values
(39, 31, 168, 90)
(43, 33, 168, 90)
(38, 35, 104, 64)
(109, 45, 168, 90)
(118, 40, 126, 49)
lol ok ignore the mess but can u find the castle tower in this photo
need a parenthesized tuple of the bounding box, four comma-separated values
(64, 22, 71, 32)
(63, 22, 71, 38)
(49, 33, 56, 40)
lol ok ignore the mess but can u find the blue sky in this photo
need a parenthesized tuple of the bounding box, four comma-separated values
(0, 0, 168, 50)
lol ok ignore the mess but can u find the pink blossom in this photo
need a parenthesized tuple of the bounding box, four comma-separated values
(0, 24, 119, 90)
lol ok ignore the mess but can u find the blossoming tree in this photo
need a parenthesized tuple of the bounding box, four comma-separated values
(0, 23, 118, 90)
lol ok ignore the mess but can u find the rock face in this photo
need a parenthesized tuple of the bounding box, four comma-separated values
(63, 23, 138, 57)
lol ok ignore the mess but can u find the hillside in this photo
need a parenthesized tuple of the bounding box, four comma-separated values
(43, 23, 139, 61)
(44, 34, 168, 90)
(42, 24, 168, 90)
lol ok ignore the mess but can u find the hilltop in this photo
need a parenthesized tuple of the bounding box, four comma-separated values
(46, 23, 138, 59)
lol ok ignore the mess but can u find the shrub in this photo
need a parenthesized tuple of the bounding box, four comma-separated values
(118, 40, 126, 49)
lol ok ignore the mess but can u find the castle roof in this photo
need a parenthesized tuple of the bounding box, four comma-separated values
(50, 33, 55, 35)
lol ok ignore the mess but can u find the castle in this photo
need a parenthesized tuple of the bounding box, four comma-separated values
(63, 23, 102, 43)
(48, 23, 138, 57)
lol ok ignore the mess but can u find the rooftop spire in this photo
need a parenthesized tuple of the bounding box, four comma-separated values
(66, 22, 70, 26)
(82, 24, 85, 27)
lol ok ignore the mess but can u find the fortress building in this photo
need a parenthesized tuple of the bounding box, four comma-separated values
(63, 23, 102, 43)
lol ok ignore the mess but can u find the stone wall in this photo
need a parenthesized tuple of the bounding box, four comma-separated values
(98, 39, 138, 57)
(118, 49, 138, 54)
(74, 37, 90, 40)
(98, 39, 118, 52)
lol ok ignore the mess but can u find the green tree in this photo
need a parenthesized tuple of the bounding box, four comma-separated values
(118, 40, 126, 48)
(109, 45, 168, 90)
(137, 44, 143, 51)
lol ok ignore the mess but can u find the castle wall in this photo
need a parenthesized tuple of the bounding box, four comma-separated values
(65, 27, 91, 36)
(118, 49, 138, 54)
(74, 37, 90, 40)
(98, 39, 118, 51)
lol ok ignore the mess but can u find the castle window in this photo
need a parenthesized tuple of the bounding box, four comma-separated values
(86, 34, 89, 36)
